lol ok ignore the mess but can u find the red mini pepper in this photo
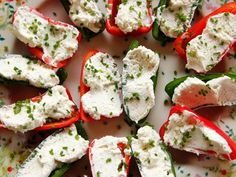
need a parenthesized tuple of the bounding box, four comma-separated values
(0, 87, 79, 131)
(106, 0, 153, 36)
(80, 50, 121, 122)
(88, 139, 131, 177)
(160, 105, 236, 160)
(174, 2, 236, 61)
(79, 50, 99, 122)
(12, 6, 82, 68)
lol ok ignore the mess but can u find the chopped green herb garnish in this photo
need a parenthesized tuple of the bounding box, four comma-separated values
(49, 149, 54, 155)
(106, 158, 112, 163)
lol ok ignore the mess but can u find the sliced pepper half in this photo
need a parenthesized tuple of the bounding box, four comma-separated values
(60, 0, 105, 40)
(166, 73, 236, 109)
(152, 0, 174, 43)
(49, 121, 88, 177)
(17, 123, 89, 177)
(79, 50, 122, 121)
(160, 105, 236, 160)
(105, 0, 153, 36)
(153, 0, 200, 42)
(174, 2, 236, 61)
(0, 55, 67, 88)
(152, 0, 170, 41)
(80, 50, 101, 122)
(129, 125, 176, 177)
(122, 40, 159, 125)
(0, 86, 79, 132)
(165, 73, 236, 100)
(12, 6, 82, 68)
(88, 136, 131, 177)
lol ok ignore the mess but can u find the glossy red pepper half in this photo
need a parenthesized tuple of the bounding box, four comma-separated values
(174, 2, 236, 61)
(88, 139, 131, 177)
(160, 105, 236, 160)
(12, 6, 82, 68)
(80, 50, 98, 122)
(106, 0, 153, 36)
(0, 87, 79, 131)
(80, 50, 121, 122)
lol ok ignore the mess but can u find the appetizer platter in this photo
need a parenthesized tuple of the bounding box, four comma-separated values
(0, 0, 236, 176)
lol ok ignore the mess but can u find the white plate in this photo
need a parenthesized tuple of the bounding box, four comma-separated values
(0, 0, 236, 176)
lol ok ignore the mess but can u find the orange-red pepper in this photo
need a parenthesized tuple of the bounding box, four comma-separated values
(80, 50, 121, 122)
(12, 6, 82, 68)
(36, 88, 79, 131)
(174, 2, 236, 61)
(160, 105, 236, 160)
(106, 0, 153, 36)
(80, 50, 98, 122)
(0, 88, 79, 131)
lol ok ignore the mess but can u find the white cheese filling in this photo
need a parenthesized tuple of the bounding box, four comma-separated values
(173, 76, 236, 108)
(69, 0, 104, 33)
(131, 126, 175, 177)
(16, 125, 89, 177)
(122, 46, 159, 123)
(0, 55, 59, 88)
(81, 52, 122, 120)
(186, 12, 236, 73)
(0, 85, 75, 133)
(90, 136, 131, 177)
(115, 0, 151, 33)
(164, 110, 232, 158)
(156, 0, 198, 38)
(172, 77, 217, 108)
(208, 76, 236, 106)
(199, 0, 233, 16)
(12, 6, 79, 67)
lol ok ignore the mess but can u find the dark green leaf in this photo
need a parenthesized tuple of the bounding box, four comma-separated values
(49, 163, 71, 177)
(75, 121, 89, 140)
(152, 20, 174, 43)
(56, 68, 68, 84)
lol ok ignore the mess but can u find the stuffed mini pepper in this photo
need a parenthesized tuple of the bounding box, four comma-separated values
(12, 6, 81, 68)
(60, 0, 105, 40)
(0, 85, 79, 133)
(0, 55, 67, 88)
(153, 0, 200, 41)
(160, 105, 236, 160)
(106, 0, 153, 36)
(165, 73, 236, 109)
(122, 42, 160, 124)
(130, 126, 176, 177)
(174, 2, 236, 73)
(89, 136, 131, 177)
(80, 50, 123, 121)
(16, 123, 89, 177)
